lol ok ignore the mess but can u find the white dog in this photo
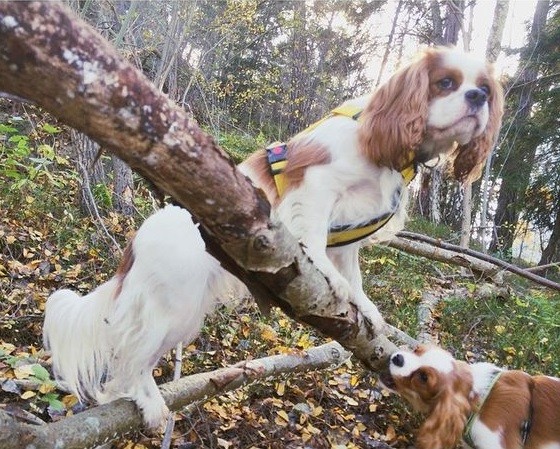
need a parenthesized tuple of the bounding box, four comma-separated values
(44, 47, 504, 428)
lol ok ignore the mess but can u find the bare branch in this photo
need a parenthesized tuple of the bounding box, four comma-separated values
(0, 342, 351, 449)
(395, 232, 560, 291)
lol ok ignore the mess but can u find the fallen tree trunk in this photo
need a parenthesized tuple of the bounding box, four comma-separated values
(388, 237, 503, 282)
(396, 231, 560, 291)
(0, 342, 352, 449)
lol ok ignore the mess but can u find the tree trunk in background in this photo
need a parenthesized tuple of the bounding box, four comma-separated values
(418, 0, 464, 224)
(490, 0, 550, 257)
(376, 0, 403, 87)
(67, 0, 137, 216)
(153, 2, 191, 99)
(112, 155, 135, 216)
(72, 130, 106, 215)
(443, 0, 464, 44)
(286, 1, 308, 136)
(461, 0, 509, 249)
(478, 0, 510, 252)
(430, 0, 444, 45)
(539, 207, 560, 274)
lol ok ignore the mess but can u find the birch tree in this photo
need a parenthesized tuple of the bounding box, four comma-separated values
(490, 0, 551, 257)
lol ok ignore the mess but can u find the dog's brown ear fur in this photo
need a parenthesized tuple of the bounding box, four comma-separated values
(358, 50, 435, 171)
(416, 362, 474, 449)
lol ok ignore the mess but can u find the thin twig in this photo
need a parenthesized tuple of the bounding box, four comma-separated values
(161, 342, 183, 449)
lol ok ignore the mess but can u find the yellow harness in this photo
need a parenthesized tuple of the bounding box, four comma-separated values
(266, 104, 417, 247)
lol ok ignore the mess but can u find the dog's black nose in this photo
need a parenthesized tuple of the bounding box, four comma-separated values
(465, 88, 488, 108)
(391, 353, 405, 367)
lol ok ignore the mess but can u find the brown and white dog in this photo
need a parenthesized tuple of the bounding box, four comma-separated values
(381, 345, 560, 449)
(43, 47, 504, 428)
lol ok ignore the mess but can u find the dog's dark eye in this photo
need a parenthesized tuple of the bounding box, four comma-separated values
(415, 370, 429, 384)
(437, 77, 455, 90)
(479, 84, 491, 95)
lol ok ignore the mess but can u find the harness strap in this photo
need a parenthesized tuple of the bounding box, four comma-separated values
(266, 142, 289, 197)
(464, 370, 503, 449)
(521, 377, 535, 446)
(266, 104, 417, 247)
(464, 370, 535, 449)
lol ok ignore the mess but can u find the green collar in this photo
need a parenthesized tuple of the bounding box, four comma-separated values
(463, 370, 503, 448)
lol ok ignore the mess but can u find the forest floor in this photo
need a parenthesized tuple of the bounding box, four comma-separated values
(1, 107, 559, 448)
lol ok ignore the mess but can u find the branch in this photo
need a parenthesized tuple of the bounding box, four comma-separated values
(0, 342, 351, 449)
(388, 237, 503, 282)
(0, 2, 404, 372)
(395, 232, 560, 291)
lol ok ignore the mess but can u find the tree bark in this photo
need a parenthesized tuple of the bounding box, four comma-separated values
(71, 129, 106, 215)
(539, 206, 560, 274)
(111, 154, 135, 216)
(375, 0, 403, 88)
(388, 237, 503, 282)
(0, 1, 400, 375)
(396, 231, 560, 291)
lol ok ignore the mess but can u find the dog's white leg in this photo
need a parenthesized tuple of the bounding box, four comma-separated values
(131, 372, 169, 430)
(329, 245, 386, 332)
(276, 177, 353, 300)
(99, 371, 169, 430)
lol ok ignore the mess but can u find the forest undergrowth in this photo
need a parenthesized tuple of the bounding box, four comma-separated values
(1, 107, 559, 448)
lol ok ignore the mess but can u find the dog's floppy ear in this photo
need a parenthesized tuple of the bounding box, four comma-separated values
(416, 386, 471, 449)
(416, 361, 474, 449)
(359, 51, 433, 171)
(452, 71, 505, 182)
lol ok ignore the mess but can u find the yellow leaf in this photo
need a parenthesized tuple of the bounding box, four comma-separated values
(62, 394, 79, 408)
(260, 324, 277, 342)
(503, 346, 516, 355)
(296, 333, 312, 349)
(6, 235, 16, 245)
(21, 391, 36, 399)
(276, 410, 289, 423)
(39, 382, 56, 394)
(312, 405, 323, 417)
(275, 381, 285, 396)
(25, 196, 34, 204)
(369, 403, 378, 412)
(344, 396, 359, 406)
(14, 365, 34, 379)
(306, 423, 321, 435)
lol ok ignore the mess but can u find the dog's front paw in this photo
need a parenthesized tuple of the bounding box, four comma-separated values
(141, 399, 170, 431)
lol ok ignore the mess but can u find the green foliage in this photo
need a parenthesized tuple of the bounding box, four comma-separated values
(216, 130, 268, 163)
(0, 343, 66, 414)
(405, 216, 456, 241)
(440, 288, 560, 375)
(0, 117, 77, 215)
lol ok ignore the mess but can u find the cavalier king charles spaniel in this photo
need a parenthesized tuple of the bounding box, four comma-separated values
(43, 47, 504, 428)
(381, 345, 560, 449)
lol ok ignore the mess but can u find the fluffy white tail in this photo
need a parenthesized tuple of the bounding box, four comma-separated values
(43, 205, 244, 427)
(43, 282, 116, 400)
